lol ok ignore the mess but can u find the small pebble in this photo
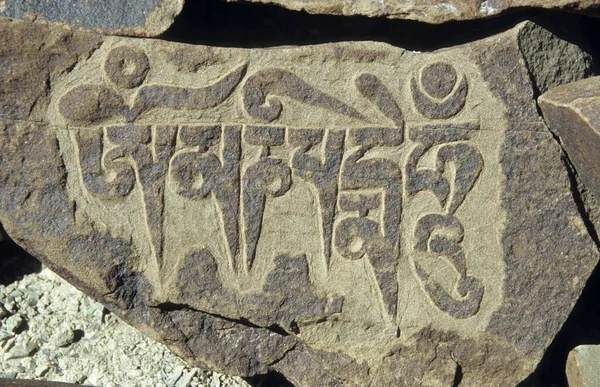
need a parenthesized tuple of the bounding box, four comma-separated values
(87, 366, 100, 385)
(126, 369, 143, 378)
(167, 367, 184, 386)
(49, 327, 76, 348)
(3, 301, 15, 313)
(20, 357, 33, 371)
(1, 337, 15, 353)
(4, 314, 25, 334)
(0, 303, 10, 319)
(34, 364, 51, 377)
(5, 340, 38, 359)
(0, 330, 13, 342)
(176, 369, 197, 387)
(0, 371, 18, 379)
(20, 288, 40, 306)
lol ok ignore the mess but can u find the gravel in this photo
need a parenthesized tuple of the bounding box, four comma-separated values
(0, 268, 251, 387)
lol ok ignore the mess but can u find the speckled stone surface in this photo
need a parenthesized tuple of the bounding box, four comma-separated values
(0, 0, 183, 36)
(0, 18, 597, 386)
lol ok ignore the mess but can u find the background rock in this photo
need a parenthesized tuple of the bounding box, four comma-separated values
(566, 345, 600, 387)
(539, 77, 600, 203)
(230, 0, 600, 23)
(0, 0, 183, 37)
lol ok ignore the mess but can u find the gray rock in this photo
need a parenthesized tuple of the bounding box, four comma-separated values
(20, 288, 41, 307)
(49, 327, 76, 348)
(5, 340, 38, 360)
(0, 371, 18, 379)
(539, 76, 600, 203)
(235, 0, 600, 23)
(0, 304, 10, 319)
(0, 0, 183, 37)
(167, 367, 184, 386)
(0, 331, 13, 345)
(567, 345, 600, 387)
(34, 364, 51, 378)
(0, 337, 15, 353)
(176, 370, 198, 387)
(2, 301, 15, 314)
(3, 314, 25, 334)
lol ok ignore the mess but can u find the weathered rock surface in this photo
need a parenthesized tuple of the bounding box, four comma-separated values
(0, 0, 183, 37)
(232, 0, 600, 24)
(0, 19, 597, 386)
(567, 345, 600, 387)
(539, 77, 600, 204)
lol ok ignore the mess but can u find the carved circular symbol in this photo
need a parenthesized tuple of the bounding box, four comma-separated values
(421, 62, 457, 100)
(410, 61, 468, 119)
(104, 46, 150, 89)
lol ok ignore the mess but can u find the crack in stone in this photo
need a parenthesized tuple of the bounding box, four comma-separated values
(161, 311, 198, 363)
(449, 350, 463, 387)
(539, 114, 600, 249)
(561, 147, 600, 248)
(149, 301, 293, 337)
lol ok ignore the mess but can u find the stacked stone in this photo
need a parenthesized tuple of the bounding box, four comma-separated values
(1, 1, 600, 386)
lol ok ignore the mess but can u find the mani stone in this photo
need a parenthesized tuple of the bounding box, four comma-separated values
(567, 345, 600, 387)
(233, 0, 600, 23)
(539, 76, 600, 205)
(0, 18, 597, 387)
(0, 0, 183, 37)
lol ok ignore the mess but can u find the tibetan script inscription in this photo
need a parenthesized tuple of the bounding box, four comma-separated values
(51, 42, 503, 327)
(4, 20, 597, 386)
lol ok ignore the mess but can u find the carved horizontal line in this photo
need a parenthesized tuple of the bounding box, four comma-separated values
(0, 117, 548, 132)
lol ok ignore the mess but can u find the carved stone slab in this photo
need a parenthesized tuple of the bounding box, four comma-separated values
(233, 0, 600, 23)
(0, 0, 183, 36)
(0, 19, 597, 386)
(539, 77, 600, 203)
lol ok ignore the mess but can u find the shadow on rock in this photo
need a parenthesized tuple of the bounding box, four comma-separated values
(520, 254, 600, 387)
(244, 371, 294, 387)
(0, 226, 42, 286)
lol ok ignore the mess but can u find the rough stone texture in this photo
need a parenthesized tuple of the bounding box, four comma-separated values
(0, 19, 597, 386)
(0, 0, 183, 37)
(0, 267, 250, 387)
(0, 381, 86, 387)
(539, 77, 600, 204)
(232, 0, 600, 24)
(566, 345, 600, 387)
